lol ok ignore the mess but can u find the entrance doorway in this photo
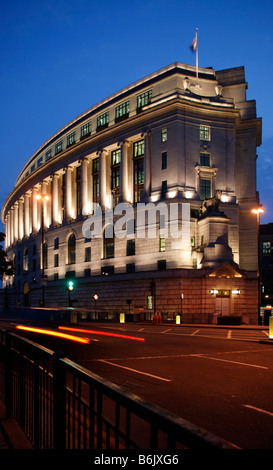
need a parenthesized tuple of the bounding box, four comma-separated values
(215, 297, 230, 316)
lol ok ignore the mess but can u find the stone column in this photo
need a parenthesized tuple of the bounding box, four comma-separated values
(18, 198, 24, 239)
(81, 158, 89, 216)
(24, 194, 30, 237)
(32, 187, 38, 234)
(13, 202, 19, 242)
(65, 166, 73, 221)
(52, 173, 60, 226)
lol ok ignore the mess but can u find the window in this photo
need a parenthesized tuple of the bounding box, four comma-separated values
(61, 174, 65, 219)
(103, 226, 114, 259)
(54, 273, 59, 280)
(200, 125, 210, 141)
(133, 140, 144, 203)
(159, 235, 165, 252)
(37, 155, 44, 167)
(191, 236, 195, 247)
(200, 179, 211, 200)
(263, 241, 272, 254)
(162, 151, 167, 170)
(84, 268, 91, 277)
(68, 233, 76, 265)
(111, 149, 121, 206)
(101, 266, 114, 275)
(67, 131, 76, 147)
(161, 128, 167, 142)
(55, 140, 63, 154)
(45, 149, 52, 160)
(93, 158, 99, 204)
(54, 253, 59, 267)
(126, 263, 135, 273)
(158, 259, 166, 270)
(127, 239, 135, 256)
(54, 237, 59, 250)
(85, 247, 91, 262)
(33, 244, 36, 255)
(162, 180, 167, 198)
(115, 101, 129, 122)
(81, 122, 91, 140)
(97, 111, 109, 131)
(200, 152, 210, 167)
(76, 166, 81, 216)
(137, 90, 152, 111)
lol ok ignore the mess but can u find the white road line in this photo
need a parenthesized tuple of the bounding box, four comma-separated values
(227, 330, 232, 339)
(243, 404, 273, 417)
(192, 354, 268, 369)
(263, 330, 269, 337)
(190, 329, 200, 336)
(161, 329, 172, 334)
(98, 359, 172, 382)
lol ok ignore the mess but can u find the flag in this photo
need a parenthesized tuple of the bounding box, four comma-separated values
(190, 31, 197, 52)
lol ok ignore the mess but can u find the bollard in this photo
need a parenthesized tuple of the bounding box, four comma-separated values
(120, 313, 125, 323)
(269, 316, 273, 339)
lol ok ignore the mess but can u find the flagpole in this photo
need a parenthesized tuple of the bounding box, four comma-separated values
(195, 28, 199, 86)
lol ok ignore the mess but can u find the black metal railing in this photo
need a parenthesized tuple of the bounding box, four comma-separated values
(0, 330, 238, 450)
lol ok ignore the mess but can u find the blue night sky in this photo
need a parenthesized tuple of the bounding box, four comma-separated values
(1, 0, 273, 233)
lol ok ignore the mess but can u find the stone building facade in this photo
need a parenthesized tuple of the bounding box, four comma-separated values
(1, 62, 262, 323)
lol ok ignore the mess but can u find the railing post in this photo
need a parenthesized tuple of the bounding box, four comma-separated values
(53, 351, 66, 450)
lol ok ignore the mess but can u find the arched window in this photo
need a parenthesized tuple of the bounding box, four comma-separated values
(103, 226, 114, 259)
(23, 248, 29, 271)
(68, 233, 76, 264)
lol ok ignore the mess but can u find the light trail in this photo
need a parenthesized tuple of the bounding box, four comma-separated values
(58, 326, 145, 342)
(15, 325, 90, 344)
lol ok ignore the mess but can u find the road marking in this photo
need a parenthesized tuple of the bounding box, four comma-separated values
(161, 329, 171, 333)
(243, 404, 273, 417)
(98, 359, 172, 382)
(190, 329, 200, 336)
(263, 330, 269, 337)
(138, 328, 144, 332)
(192, 354, 268, 369)
(227, 330, 232, 339)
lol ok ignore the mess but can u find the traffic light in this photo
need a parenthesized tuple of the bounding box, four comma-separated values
(68, 280, 74, 291)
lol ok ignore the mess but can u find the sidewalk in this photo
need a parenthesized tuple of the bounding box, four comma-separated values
(0, 400, 32, 450)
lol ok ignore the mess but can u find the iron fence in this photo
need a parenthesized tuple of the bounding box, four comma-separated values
(0, 329, 237, 450)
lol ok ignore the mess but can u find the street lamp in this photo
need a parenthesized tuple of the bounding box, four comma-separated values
(37, 193, 50, 307)
(252, 205, 265, 323)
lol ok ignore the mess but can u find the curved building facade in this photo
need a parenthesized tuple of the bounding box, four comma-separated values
(1, 62, 262, 323)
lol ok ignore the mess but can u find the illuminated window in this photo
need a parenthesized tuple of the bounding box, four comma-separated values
(159, 235, 165, 252)
(81, 122, 91, 139)
(68, 234, 76, 265)
(137, 90, 152, 111)
(133, 140, 144, 203)
(67, 131, 76, 147)
(115, 101, 129, 122)
(200, 125, 210, 141)
(97, 111, 109, 131)
(200, 178, 211, 200)
(55, 140, 63, 154)
(161, 128, 167, 142)
(45, 149, 52, 160)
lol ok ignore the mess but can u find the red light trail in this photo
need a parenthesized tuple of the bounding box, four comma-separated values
(58, 326, 145, 342)
(15, 325, 90, 344)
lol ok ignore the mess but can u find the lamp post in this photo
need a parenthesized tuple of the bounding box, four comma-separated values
(252, 206, 264, 323)
(37, 193, 50, 307)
